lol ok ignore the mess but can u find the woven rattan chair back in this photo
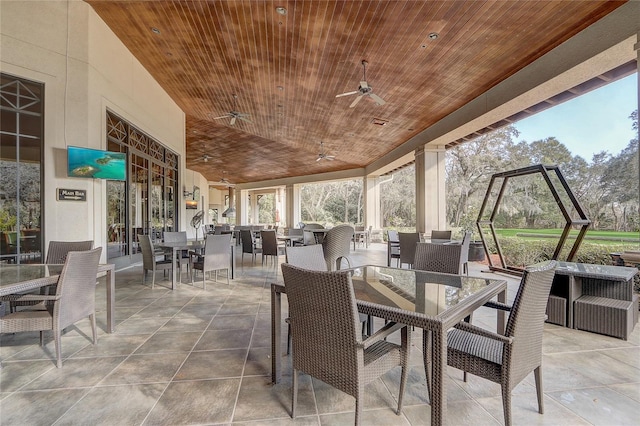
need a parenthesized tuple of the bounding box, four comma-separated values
(240, 229, 261, 264)
(261, 230, 283, 267)
(414, 242, 462, 274)
(398, 232, 420, 268)
(281, 263, 410, 425)
(322, 224, 354, 271)
(46, 240, 93, 264)
(163, 231, 187, 243)
(285, 244, 327, 271)
(0, 247, 102, 368)
(192, 233, 232, 288)
(429, 230, 452, 243)
(504, 261, 557, 384)
(446, 260, 557, 426)
(139, 234, 172, 288)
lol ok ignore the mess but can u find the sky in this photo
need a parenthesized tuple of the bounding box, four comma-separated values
(514, 74, 637, 161)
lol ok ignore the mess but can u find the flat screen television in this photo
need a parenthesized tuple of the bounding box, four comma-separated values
(67, 146, 126, 180)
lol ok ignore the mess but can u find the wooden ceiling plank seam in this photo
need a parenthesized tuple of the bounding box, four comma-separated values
(179, 1, 221, 123)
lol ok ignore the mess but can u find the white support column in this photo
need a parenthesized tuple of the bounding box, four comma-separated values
(275, 187, 285, 227)
(364, 176, 381, 229)
(415, 146, 447, 234)
(238, 189, 249, 225)
(292, 184, 302, 227)
(249, 190, 259, 224)
(635, 33, 639, 232)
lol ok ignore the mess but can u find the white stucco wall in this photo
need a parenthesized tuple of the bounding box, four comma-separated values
(1, 0, 186, 261)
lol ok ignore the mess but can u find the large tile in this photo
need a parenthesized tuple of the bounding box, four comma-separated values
(100, 352, 187, 385)
(234, 375, 315, 421)
(548, 387, 640, 425)
(175, 349, 247, 380)
(71, 333, 148, 358)
(134, 331, 202, 354)
(116, 317, 170, 335)
(0, 360, 56, 392)
(209, 314, 256, 330)
(0, 388, 89, 425)
(143, 378, 239, 425)
(193, 329, 252, 351)
(22, 356, 125, 390)
(54, 383, 165, 425)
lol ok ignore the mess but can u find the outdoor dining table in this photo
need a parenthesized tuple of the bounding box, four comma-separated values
(0, 263, 116, 333)
(277, 235, 303, 246)
(155, 240, 235, 289)
(271, 265, 507, 426)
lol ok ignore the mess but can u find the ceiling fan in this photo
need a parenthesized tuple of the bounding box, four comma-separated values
(335, 60, 386, 108)
(218, 171, 236, 187)
(211, 94, 251, 125)
(316, 141, 335, 162)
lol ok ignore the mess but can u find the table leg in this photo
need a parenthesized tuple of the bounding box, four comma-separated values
(106, 266, 115, 333)
(497, 288, 506, 334)
(172, 248, 178, 289)
(430, 323, 446, 426)
(271, 284, 282, 383)
(230, 246, 235, 279)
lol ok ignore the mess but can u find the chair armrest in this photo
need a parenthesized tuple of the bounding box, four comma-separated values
(483, 300, 512, 312)
(0, 294, 60, 302)
(361, 321, 405, 349)
(452, 321, 513, 344)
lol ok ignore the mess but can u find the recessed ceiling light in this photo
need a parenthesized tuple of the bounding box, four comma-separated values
(151, 27, 161, 34)
(276, 6, 287, 15)
(428, 32, 439, 40)
(277, 86, 284, 91)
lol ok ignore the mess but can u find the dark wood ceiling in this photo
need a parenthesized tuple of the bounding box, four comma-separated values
(85, 0, 625, 185)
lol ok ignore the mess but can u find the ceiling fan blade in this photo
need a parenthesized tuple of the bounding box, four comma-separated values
(360, 81, 368, 89)
(349, 95, 364, 108)
(326, 156, 335, 160)
(369, 93, 386, 106)
(212, 114, 230, 120)
(336, 90, 359, 98)
(238, 116, 252, 123)
(230, 116, 237, 126)
(316, 156, 322, 162)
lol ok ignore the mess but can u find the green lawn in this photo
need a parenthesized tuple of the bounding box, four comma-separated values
(492, 228, 640, 247)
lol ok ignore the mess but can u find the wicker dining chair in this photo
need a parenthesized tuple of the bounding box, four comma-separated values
(260, 230, 285, 267)
(413, 242, 462, 274)
(0, 247, 102, 368)
(190, 233, 232, 289)
(387, 230, 400, 267)
(240, 229, 262, 265)
(139, 234, 173, 288)
(446, 260, 557, 426)
(429, 230, 452, 244)
(162, 231, 190, 277)
(322, 224, 354, 271)
(398, 232, 420, 268)
(281, 264, 411, 426)
(3, 240, 95, 312)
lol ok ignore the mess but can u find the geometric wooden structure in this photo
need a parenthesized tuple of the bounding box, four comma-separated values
(477, 164, 590, 275)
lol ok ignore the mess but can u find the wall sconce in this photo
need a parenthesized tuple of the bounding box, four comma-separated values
(183, 189, 193, 198)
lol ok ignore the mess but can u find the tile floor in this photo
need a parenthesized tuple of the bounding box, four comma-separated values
(1, 243, 639, 425)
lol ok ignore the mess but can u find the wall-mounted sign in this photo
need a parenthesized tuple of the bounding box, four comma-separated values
(57, 188, 87, 201)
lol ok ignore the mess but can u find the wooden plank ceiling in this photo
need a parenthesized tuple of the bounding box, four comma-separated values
(85, 0, 625, 186)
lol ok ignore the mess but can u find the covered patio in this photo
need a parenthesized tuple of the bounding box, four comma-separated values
(1, 248, 638, 425)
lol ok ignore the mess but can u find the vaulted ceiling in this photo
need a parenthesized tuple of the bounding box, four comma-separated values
(85, 0, 626, 186)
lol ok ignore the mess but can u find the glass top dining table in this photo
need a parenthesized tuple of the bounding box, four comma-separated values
(0, 263, 116, 333)
(271, 265, 507, 426)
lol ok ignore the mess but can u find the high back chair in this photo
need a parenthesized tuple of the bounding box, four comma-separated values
(430, 230, 452, 244)
(285, 244, 327, 271)
(413, 242, 462, 274)
(446, 261, 557, 426)
(322, 224, 354, 271)
(281, 264, 411, 426)
(398, 232, 420, 268)
(387, 230, 400, 267)
(139, 234, 173, 288)
(0, 247, 102, 368)
(240, 229, 262, 265)
(190, 233, 232, 289)
(46, 240, 94, 263)
(260, 230, 284, 267)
